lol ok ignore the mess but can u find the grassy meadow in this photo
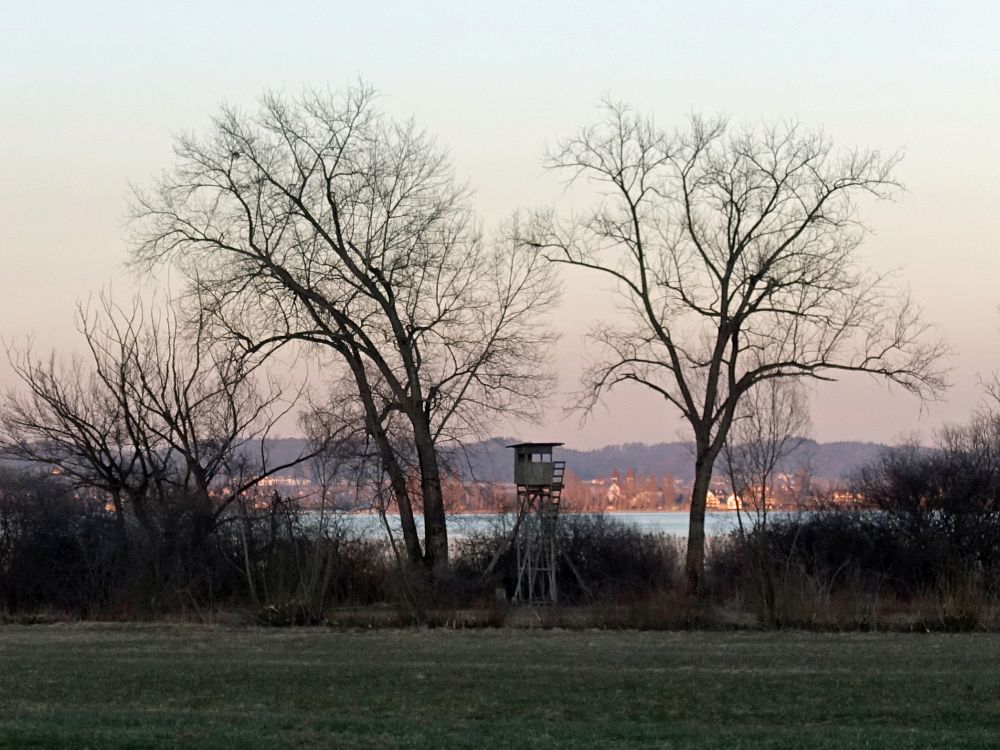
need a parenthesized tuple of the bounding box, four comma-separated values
(1, 624, 998, 748)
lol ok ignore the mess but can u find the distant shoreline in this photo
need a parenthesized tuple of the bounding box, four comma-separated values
(332, 508, 751, 516)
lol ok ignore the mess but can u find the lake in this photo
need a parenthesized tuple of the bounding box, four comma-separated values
(330, 511, 742, 540)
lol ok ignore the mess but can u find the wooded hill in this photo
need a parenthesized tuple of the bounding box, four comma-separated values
(247, 437, 886, 483)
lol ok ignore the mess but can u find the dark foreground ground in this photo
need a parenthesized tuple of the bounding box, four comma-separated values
(1, 624, 998, 749)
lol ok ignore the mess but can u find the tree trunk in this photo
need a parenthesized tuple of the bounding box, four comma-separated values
(348, 355, 424, 566)
(129, 490, 157, 542)
(383, 451, 424, 567)
(109, 490, 128, 548)
(188, 495, 217, 551)
(187, 466, 217, 550)
(414, 421, 448, 577)
(685, 453, 714, 595)
(759, 548, 778, 628)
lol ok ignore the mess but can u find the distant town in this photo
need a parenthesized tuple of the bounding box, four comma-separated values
(250, 464, 854, 514)
(240, 440, 882, 513)
(10, 437, 882, 515)
(231, 435, 882, 514)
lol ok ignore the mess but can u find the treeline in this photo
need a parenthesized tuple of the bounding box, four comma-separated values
(3, 405, 1000, 629)
(0, 465, 683, 622)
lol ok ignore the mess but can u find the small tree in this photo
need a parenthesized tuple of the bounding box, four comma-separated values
(723, 378, 810, 625)
(0, 295, 315, 550)
(530, 104, 948, 592)
(849, 411, 1000, 583)
(854, 416, 1000, 524)
(724, 378, 811, 531)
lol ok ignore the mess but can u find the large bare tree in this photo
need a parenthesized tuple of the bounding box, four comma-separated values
(529, 104, 948, 592)
(130, 85, 557, 577)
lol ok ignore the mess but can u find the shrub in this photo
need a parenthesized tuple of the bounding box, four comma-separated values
(452, 513, 683, 604)
(709, 509, 1000, 628)
(0, 470, 124, 614)
(0, 467, 396, 618)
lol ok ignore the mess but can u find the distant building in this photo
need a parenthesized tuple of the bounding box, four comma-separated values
(606, 468, 622, 506)
(633, 475, 660, 509)
(662, 474, 678, 508)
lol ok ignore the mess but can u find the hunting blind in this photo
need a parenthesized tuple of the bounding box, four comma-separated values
(508, 442, 565, 604)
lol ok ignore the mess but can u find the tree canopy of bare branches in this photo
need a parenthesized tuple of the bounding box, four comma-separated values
(0, 295, 312, 547)
(129, 84, 558, 576)
(722, 379, 811, 626)
(529, 104, 948, 592)
(723, 378, 811, 528)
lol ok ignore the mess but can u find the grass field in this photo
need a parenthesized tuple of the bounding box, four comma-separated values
(1, 624, 999, 748)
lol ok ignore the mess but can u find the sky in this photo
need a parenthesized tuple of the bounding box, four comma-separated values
(1, 1, 998, 449)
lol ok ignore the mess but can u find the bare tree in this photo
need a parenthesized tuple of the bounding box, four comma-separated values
(1, 345, 144, 544)
(0, 295, 316, 548)
(724, 378, 811, 531)
(129, 85, 558, 577)
(723, 378, 811, 625)
(529, 104, 948, 592)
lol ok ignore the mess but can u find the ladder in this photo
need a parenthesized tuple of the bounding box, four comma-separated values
(514, 461, 566, 604)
